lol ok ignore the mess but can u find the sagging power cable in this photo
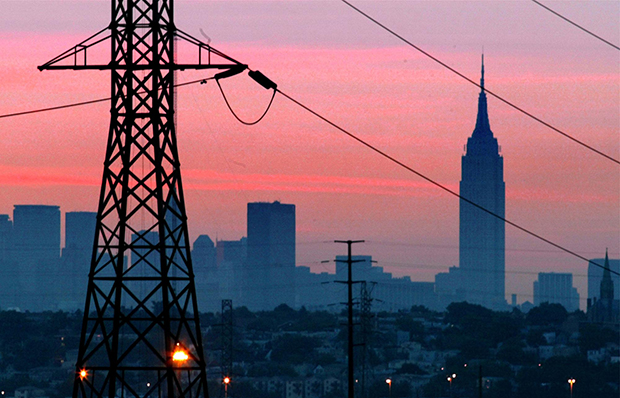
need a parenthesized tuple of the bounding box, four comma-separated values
(531, 0, 620, 51)
(215, 68, 616, 276)
(339, 0, 620, 166)
(216, 67, 620, 276)
(0, 77, 216, 120)
(214, 68, 277, 126)
(273, 87, 617, 276)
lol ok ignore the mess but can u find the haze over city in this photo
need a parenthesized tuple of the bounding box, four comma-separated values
(0, 1, 619, 397)
(0, 0, 618, 307)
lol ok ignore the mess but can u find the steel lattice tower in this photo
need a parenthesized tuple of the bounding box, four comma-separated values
(220, 299, 233, 397)
(359, 281, 375, 398)
(39, 1, 244, 397)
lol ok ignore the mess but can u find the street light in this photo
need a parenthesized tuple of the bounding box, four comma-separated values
(79, 369, 88, 381)
(386, 378, 392, 397)
(173, 342, 189, 363)
(568, 378, 575, 398)
(447, 374, 456, 397)
(223, 376, 231, 398)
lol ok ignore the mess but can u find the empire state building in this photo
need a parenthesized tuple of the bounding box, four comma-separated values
(459, 56, 506, 310)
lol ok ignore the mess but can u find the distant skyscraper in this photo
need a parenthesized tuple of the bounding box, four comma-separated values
(0, 214, 14, 309)
(459, 57, 506, 310)
(533, 272, 580, 312)
(13, 205, 61, 311)
(193, 235, 217, 271)
(0, 214, 12, 263)
(217, 238, 247, 307)
(60, 212, 97, 310)
(246, 201, 296, 310)
(192, 235, 218, 311)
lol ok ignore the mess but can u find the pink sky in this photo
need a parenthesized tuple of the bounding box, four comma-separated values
(0, 0, 618, 307)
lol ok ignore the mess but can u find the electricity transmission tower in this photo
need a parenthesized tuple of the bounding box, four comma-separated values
(39, 1, 244, 397)
(359, 281, 375, 398)
(220, 299, 233, 398)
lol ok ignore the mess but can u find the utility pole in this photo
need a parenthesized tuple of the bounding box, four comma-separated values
(335, 240, 364, 398)
(39, 1, 244, 396)
(221, 299, 233, 398)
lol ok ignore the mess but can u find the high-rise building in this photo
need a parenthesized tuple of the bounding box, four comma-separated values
(192, 234, 218, 311)
(12, 205, 61, 311)
(60, 211, 97, 310)
(0, 214, 12, 263)
(459, 57, 506, 310)
(246, 201, 296, 310)
(0, 214, 14, 309)
(533, 272, 580, 312)
(216, 238, 247, 308)
(334, 255, 438, 311)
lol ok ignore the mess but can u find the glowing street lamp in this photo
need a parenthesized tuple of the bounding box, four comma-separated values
(447, 374, 456, 397)
(223, 376, 231, 398)
(386, 378, 392, 397)
(79, 369, 88, 381)
(172, 349, 189, 362)
(568, 378, 576, 398)
(172, 342, 189, 363)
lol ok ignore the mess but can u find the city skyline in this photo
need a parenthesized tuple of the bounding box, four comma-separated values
(0, 1, 618, 306)
(0, 199, 616, 312)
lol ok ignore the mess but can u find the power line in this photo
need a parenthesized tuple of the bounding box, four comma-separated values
(339, 0, 620, 166)
(531, 0, 620, 51)
(274, 88, 619, 277)
(364, 240, 618, 257)
(0, 77, 214, 120)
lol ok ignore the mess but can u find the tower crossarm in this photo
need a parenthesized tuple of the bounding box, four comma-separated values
(38, 26, 245, 72)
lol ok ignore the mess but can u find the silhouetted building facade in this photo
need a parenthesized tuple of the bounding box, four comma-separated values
(533, 272, 579, 312)
(12, 205, 61, 311)
(60, 211, 97, 310)
(246, 201, 296, 310)
(588, 251, 620, 324)
(458, 57, 506, 310)
(191, 234, 218, 311)
(587, 254, 620, 303)
(0, 214, 14, 309)
(434, 266, 465, 309)
(335, 255, 438, 311)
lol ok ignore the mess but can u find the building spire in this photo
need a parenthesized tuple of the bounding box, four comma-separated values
(473, 53, 491, 136)
(600, 248, 614, 301)
(481, 52, 485, 91)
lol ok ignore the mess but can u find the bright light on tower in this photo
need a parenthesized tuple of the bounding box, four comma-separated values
(223, 377, 231, 384)
(173, 349, 189, 362)
(79, 369, 88, 380)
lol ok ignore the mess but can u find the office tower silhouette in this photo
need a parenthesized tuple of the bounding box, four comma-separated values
(246, 201, 296, 310)
(13, 205, 61, 311)
(533, 272, 580, 312)
(60, 211, 97, 310)
(459, 57, 506, 310)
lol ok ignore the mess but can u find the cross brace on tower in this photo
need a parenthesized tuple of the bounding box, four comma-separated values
(220, 299, 233, 398)
(39, 1, 245, 397)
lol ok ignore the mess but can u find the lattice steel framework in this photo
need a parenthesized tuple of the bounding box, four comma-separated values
(220, 299, 233, 397)
(39, 1, 244, 397)
(359, 281, 375, 398)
